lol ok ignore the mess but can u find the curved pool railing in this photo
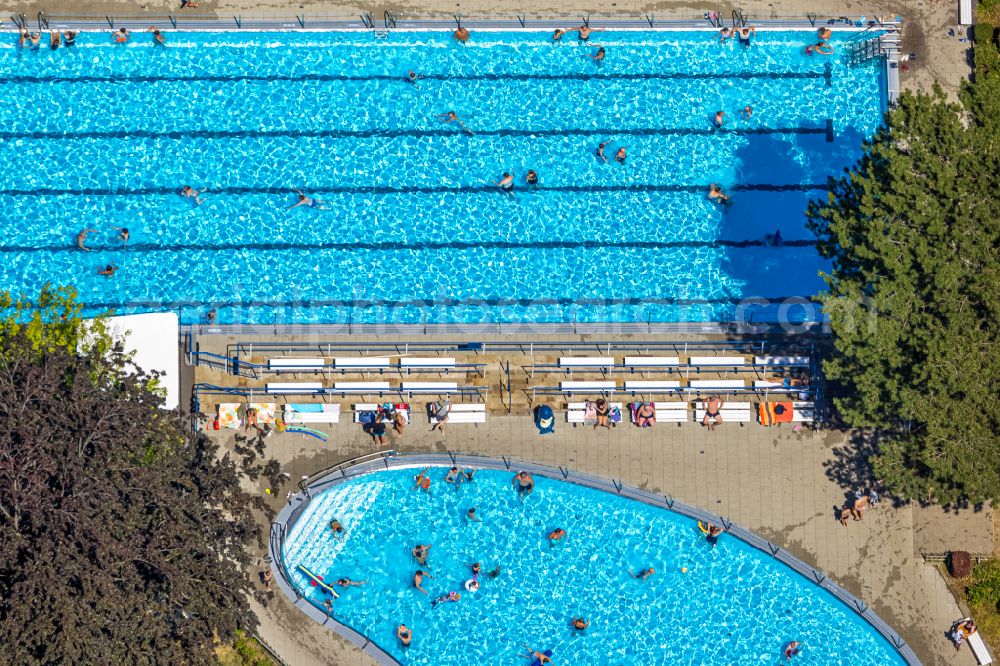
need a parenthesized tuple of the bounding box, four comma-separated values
(269, 452, 921, 666)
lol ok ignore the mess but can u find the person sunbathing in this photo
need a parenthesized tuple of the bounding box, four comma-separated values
(635, 402, 656, 427)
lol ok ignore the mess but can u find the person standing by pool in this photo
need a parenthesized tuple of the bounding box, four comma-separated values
(413, 569, 432, 594)
(371, 413, 387, 447)
(736, 25, 756, 47)
(181, 185, 204, 205)
(431, 399, 451, 431)
(76, 229, 99, 251)
(412, 543, 432, 566)
(397, 624, 413, 647)
(512, 471, 534, 496)
(630, 566, 655, 580)
(571, 617, 590, 632)
(548, 528, 567, 546)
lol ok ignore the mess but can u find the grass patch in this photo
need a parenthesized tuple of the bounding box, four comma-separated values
(937, 560, 1000, 651)
(215, 631, 277, 666)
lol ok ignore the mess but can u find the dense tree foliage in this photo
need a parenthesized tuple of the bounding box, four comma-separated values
(807, 45, 1000, 504)
(0, 289, 267, 664)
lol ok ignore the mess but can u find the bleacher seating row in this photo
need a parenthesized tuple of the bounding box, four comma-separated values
(264, 381, 482, 397)
(264, 356, 485, 375)
(566, 401, 814, 425)
(540, 379, 811, 395)
(535, 355, 811, 374)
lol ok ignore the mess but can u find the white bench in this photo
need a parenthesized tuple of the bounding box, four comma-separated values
(559, 357, 614, 370)
(969, 628, 993, 665)
(401, 382, 459, 393)
(560, 380, 616, 392)
(334, 356, 390, 370)
(333, 381, 391, 392)
(791, 401, 815, 423)
(430, 403, 487, 424)
(401, 357, 456, 371)
(266, 382, 323, 394)
(695, 401, 754, 423)
(753, 355, 809, 367)
(689, 379, 746, 390)
(283, 404, 341, 424)
(353, 403, 411, 424)
(960, 0, 973, 25)
(567, 401, 623, 424)
(630, 401, 689, 423)
(268, 358, 326, 371)
(754, 380, 793, 389)
(624, 380, 681, 393)
(624, 356, 680, 370)
(689, 356, 746, 366)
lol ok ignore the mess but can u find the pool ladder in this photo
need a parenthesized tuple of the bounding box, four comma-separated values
(846, 20, 901, 65)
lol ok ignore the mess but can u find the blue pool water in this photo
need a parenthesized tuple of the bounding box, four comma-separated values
(0, 31, 885, 324)
(282, 467, 904, 664)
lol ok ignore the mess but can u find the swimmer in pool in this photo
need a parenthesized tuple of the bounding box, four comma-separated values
(115, 227, 130, 244)
(615, 147, 627, 164)
(397, 624, 412, 647)
(76, 229, 99, 251)
(818, 26, 832, 40)
(552, 28, 567, 41)
(630, 566, 655, 580)
(413, 569, 432, 594)
(463, 467, 477, 482)
(488, 565, 501, 578)
(512, 471, 534, 496)
(571, 24, 605, 41)
(148, 27, 165, 46)
(412, 543, 432, 566)
(470, 562, 482, 576)
(28, 32, 41, 50)
(547, 528, 567, 546)
(335, 577, 368, 587)
(784, 641, 801, 660)
(49, 30, 60, 49)
(714, 110, 725, 128)
(704, 523, 724, 547)
(718, 27, 732, 42)
(64, 30, 77, 46)
(453, 26, 470, 43)
(587, 46, 606, 63)
(708, 184, 729, 204)
(431, 591, 461, 607)
(405, 70, 423, 85)
(97, 264, 118, 277)
(438, 110, 472, 134)
(330, 519, 345, 540)
(742, 105, 753, 118)
(521, 645, 553, 664)
(112, 27, 130, 44)
(736, 25, 756, 47)
(596, 142, 609, 163)
(181, 186, 204, 205)
(806, 41, 834, 55)
(467, 507, 479, 522)
(445, 466, 460, 483)
(493, 172, 515, 197)
(287, 189, 326, 210)
(414, 467, 431, 491)
(571, 617, 590, 632)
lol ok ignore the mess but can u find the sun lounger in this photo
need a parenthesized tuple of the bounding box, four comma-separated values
(334, 357, 391, 371)
(695, 401, 753, 423)
(353, 403, 410, 424)
(216, 403, 241, 429)
(624, 356, 681, 371)
(266, 382, 323, 394)
(624, 380, 681, 394)
(560, 380, 616, 393)
(567, 401, 623, 424)
(283, 403, 341, 424)
(753, 355, 810, 367)
(248, 402, 277, 424)
(268, 358, 325, 371)
(430, 403, 486, 424)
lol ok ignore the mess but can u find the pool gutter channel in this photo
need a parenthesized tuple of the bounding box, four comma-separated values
(270, 452, 921, 666)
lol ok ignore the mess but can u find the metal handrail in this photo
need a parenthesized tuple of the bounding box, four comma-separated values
(297, 449, 396, 495)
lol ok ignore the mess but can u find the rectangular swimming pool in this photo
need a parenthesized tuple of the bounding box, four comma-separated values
(0, 29, 886, 324)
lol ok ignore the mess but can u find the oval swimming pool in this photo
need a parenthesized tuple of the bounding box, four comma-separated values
(279, 464, 907, 665)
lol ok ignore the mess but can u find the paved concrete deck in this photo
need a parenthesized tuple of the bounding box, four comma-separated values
(227, 411, 992, 666)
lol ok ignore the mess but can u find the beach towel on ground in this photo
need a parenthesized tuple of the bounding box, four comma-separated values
(217, 403, 241, 429)
(249, 402, 278, 424)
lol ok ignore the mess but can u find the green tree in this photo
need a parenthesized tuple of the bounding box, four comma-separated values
(807, 46, 1000, 504)
(0, 296, 269, 664)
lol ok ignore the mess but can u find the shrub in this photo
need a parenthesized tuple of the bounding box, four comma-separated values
(950, 551, 973, 578)
(967, 560, 1000, 609)
(974, 23, 997, 43)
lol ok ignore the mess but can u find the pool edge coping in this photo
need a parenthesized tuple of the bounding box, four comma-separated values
(268, 451, 922, 666)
